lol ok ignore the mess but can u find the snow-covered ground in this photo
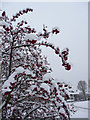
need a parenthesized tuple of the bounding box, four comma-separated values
(68, 101, 88, 118)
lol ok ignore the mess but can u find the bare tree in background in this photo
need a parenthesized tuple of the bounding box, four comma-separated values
(88, 80, 90, 95)
(77, 80, 87, 101)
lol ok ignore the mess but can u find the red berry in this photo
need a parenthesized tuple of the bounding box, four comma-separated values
(2, 11, 5, 16)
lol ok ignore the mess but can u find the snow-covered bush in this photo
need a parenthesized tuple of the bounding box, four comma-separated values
(1, 8, 74, 120)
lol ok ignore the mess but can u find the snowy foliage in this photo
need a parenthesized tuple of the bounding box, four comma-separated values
(1, 8, 74, 120)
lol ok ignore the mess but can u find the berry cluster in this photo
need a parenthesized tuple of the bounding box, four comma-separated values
(61, 48, 71, 70)
(11, 8, 33, 21)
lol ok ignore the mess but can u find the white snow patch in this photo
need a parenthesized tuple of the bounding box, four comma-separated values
(15, 67, 24, 73)
(24, 33, 41, 41)
(37, 32, 42, 40)
(30, 85, 36, 91)
(0, 101, 6, 109)
(2, 72, 17, 93)
(2, 67, 35, 94)
(68, 101, 88, 118)
(43, 73, 52, 81)
(41, 83, 50, 93)
(24, 69, 33, 75)
(0, 21, 9, 27)
(52, 27, 60, 32)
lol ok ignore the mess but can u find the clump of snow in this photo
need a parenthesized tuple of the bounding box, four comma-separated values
(0, 101, 6, 109)
(30, 85, 36, 91)
(43, 73, 52, 81)
(2, 72, 17, 93)
(51, 80, 58, 91)
(15, 67, 24, 73)
(41, 83, 50, 94)
(25, 69, 34, 76)
(0, 21, 10, 27)
(26, 85, 37, 95)
(52, 27, 60, 32)
(24, 34, 37, 41)
(2, 67, 35, 94)
(24, 33, 41, 41)
(37, 32, 42, 40)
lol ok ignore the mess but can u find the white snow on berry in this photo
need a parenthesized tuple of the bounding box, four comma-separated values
(43, 73, 52, 81)
(41, 83, 50, 93)
(24, 33, 41, 41)
(0, 21, 10, 27)
(2, 67, 35, 94)
(52, 27, 60, 32)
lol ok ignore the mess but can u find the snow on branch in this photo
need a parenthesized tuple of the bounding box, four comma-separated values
(0, 101, 6, 110)
(2, 67, 35, 95)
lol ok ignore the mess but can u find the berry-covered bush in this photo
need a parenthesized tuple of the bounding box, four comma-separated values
(1, 8, 75, 120)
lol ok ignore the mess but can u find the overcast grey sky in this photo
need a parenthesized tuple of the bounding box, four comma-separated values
(1, 2, 88, 90)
